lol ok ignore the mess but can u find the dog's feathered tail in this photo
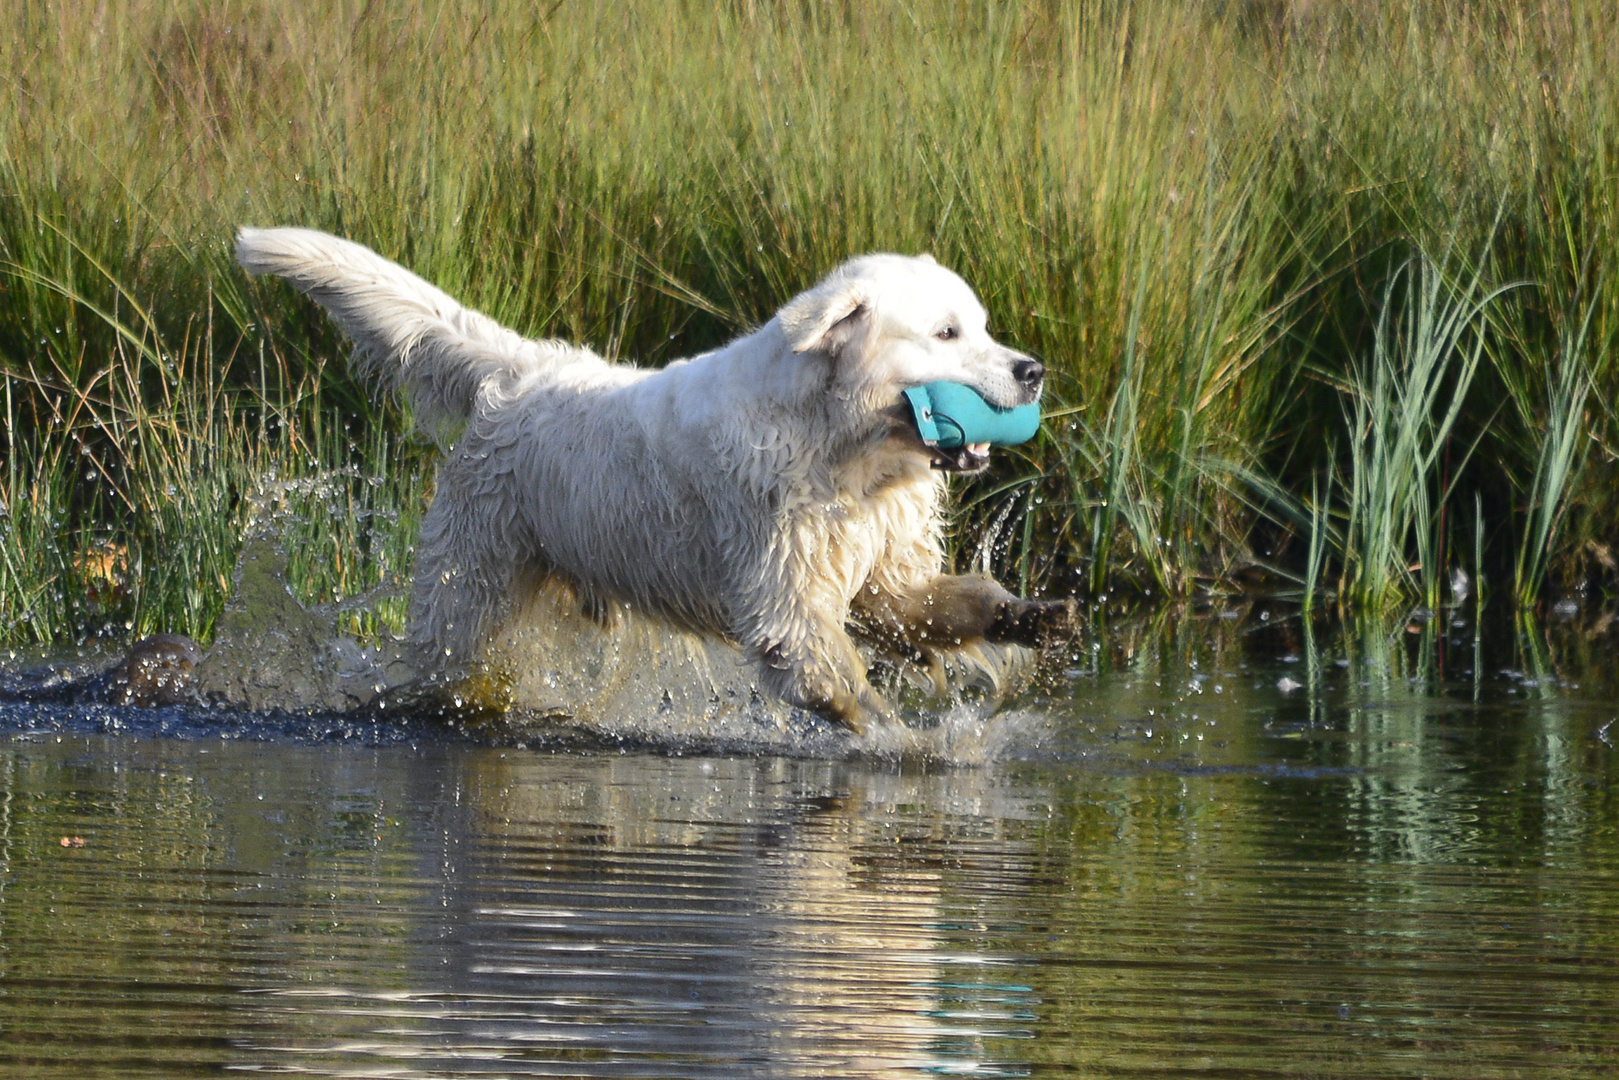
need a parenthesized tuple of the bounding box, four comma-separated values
(236, 227, 554, 437)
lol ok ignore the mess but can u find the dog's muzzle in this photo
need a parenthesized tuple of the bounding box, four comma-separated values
(1010, 356, 1045, 402)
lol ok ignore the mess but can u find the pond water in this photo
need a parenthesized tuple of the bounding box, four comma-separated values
(2, 608, 1617, 1077)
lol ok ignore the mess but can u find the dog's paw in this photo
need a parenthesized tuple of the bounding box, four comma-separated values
(984, 596, 1078, 650)
(819, 684, 896, 736)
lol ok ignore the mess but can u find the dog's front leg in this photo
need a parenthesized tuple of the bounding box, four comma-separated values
(744, 604, 893, 736)
(854, 572, 1077, 656)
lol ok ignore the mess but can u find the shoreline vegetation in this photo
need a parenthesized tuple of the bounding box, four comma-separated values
(2, 1, 1616, 648)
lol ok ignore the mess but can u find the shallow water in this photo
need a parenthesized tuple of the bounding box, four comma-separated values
(2, 609, 1619, 1077)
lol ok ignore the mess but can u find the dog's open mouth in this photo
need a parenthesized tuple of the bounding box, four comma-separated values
(897, 382, 1041, 475)
(930, 442, 992, 473)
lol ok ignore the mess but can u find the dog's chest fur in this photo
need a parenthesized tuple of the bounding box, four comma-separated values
(784, 445, 945, 605)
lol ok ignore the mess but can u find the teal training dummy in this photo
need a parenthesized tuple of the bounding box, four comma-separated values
(902, 381, 1042, 450)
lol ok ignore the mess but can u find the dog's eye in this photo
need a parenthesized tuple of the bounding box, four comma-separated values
(936, 326, 958, 341)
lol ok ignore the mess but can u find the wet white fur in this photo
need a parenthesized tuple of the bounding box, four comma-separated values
(235, 227, 1035, 715)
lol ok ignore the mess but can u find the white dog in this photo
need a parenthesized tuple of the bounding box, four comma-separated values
(235, 228, 1071, 731)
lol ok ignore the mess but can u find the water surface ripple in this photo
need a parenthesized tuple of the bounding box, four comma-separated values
(2, 615, 1618, 1077)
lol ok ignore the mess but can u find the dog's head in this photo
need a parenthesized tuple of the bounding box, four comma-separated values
(777, 254, 1043, 473)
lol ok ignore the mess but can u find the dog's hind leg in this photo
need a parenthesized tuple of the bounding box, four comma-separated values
(407, 480, 521, 674)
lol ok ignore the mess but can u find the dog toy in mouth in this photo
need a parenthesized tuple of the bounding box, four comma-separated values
(902, 382, 1042, 459)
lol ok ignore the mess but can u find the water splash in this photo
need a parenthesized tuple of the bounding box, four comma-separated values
(186, 473, 1044, 760)
(454, 582, 1043, 759)
(192, 475, 414, 713)
(193, 531, 411, 712)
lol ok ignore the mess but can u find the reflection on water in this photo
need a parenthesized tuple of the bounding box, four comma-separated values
(2, 609, 1619, 1077)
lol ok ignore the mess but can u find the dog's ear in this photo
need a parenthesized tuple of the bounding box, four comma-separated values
(916, 253, 937, 265)
(780, 285, 870, 358)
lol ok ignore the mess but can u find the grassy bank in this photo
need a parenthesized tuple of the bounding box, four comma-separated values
(1, 0, 1616, 646)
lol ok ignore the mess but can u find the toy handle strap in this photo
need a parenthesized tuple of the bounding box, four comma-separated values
(903, 386, 941, 447)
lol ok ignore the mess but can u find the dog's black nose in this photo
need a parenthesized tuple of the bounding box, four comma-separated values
(1012, 357, 1044, 389)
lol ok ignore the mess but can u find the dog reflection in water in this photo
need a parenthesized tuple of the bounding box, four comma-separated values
(451, 756, 1027, 1070)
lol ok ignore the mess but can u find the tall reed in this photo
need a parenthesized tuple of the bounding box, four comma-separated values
(1, 2, 1617, 643)
(1336, 247, 1513, 611)
(1509, 298, 1596, 607)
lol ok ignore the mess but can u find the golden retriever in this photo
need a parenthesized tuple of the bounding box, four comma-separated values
(236, 229, 1071, 732)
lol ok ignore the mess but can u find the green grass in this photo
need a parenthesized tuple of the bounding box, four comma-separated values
(2, 1, 1618, 646)
(0, 283, 426, 644)
(1335, 243, 1511, 611)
